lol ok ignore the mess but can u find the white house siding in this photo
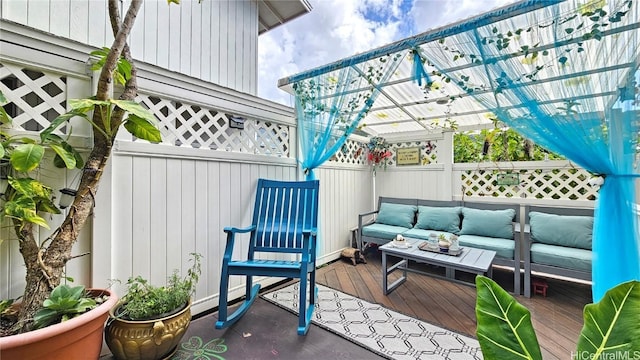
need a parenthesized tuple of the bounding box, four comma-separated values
(0, 0, 258, 95)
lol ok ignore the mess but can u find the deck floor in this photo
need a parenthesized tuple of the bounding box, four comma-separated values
(316, 248, 592, 360)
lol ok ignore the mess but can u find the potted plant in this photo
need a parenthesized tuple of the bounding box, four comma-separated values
(0, 0, 182, 356)
(0, 284, 118, 359)
(105, 253, 202, 360)
(438, 234, 450, 252)
(475, 276, 640, 359)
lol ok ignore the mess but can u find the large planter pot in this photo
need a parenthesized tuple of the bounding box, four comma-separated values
(104, 301, 191, 360)
(0, 288, 118, 360)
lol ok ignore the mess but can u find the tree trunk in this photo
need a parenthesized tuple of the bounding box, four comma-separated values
(13, 0, 143, 334)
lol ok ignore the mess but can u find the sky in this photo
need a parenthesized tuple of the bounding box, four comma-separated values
(257, 0, 517, 106)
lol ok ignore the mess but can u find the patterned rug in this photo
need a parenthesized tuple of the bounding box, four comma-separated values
(262, 283, 483, 360)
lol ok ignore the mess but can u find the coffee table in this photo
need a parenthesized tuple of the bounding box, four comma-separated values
(380, 238, 496, 294)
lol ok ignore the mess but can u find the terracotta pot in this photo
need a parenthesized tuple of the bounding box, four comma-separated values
(0, 288, 118, 360)
(104, 301, 191, 360)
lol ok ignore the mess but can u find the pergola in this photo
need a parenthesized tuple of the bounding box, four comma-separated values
(278, 0, 640, 301)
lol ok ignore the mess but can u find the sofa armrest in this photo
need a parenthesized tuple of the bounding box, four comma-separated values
(358, 210, 378, 228)
(357, 210, 379, 251)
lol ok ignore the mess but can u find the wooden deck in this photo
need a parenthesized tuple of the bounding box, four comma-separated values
(316, 249, 592, 360)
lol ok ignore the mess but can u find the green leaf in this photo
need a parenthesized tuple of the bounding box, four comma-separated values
(3, 197, 50, 229)
(8, 177, 52, 198)
(69, 98, 110, 112)
(110, 100, 157, 125)
(40, 110, 88, 142)
(10, 144, 45, 172)
(33, 308, 59, 329)
(124, 115, 162, 143)
(576, 281, 640, 358)
(49, 144, 76, 169)
(0, 143, 5, 158)
(475, 276, 542, 360)
(36, 196, 61, 214)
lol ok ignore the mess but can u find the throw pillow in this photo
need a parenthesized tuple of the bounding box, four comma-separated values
(376, 203, 417, 228)
(460, 208, 515, 239)
(529, 211, 593, 249)
(414, 206, 461, 234)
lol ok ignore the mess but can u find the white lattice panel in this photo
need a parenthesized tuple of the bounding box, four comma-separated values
(461, 167, 597, 201)
(136, 94, 290, 157)
(0, 63, 67, 133)
(330, 139, 368, 164)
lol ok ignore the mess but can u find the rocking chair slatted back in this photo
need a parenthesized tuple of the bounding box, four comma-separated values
(252, 179, 318, 254)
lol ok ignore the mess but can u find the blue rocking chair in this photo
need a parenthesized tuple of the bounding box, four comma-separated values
(215, 179, 320, 335)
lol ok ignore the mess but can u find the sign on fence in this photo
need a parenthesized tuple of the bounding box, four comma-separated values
(396, 147, 421, 166)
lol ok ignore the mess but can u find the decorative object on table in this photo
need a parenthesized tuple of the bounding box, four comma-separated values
(427, 233, 439, 249)
(393, 234, 409, 248)
(438, 234, 450, 252)
(365, 136, 392, 171)
(340, 247, 366, 266)
(418, 242, 464, 256)
(449, 234, 460, 251)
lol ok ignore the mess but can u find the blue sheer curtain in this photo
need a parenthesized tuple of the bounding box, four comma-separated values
(426, 0, 639, 301)
(294, 55, 402, 180)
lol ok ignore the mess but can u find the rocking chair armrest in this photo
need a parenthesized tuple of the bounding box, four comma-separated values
(223, 225, 256, 234)
(302, 227, 318, 236)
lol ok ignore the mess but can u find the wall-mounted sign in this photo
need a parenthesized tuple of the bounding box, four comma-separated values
(396, 147, 421, 166)
(496, 172, 520, 186)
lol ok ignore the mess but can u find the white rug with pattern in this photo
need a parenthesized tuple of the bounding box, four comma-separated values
(262, 283, 483, 360)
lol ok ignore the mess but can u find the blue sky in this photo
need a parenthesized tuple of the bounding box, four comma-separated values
(257, 0, 516, 106)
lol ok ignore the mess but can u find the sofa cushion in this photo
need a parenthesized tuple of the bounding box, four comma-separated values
(376, 203, 417, 228)
(402, 228, 454, 241)
(458, 234, 514, 259)
(414, 206, 461, 234)
(362, 223, 410, 240)
(459, 208, 515, 239)
(529, 211, 593, 250)
(530, 243, 592, 272)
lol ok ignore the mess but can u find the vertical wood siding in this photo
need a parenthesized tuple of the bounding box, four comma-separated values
(0, 0, 258, 94)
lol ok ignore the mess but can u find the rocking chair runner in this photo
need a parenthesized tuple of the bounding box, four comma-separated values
(215, 179, 320, 335)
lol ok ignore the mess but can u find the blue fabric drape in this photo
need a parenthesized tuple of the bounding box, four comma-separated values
(294, 56, 402, 180)
(412, 49, 431, 86)
(426, 0, 639, 301)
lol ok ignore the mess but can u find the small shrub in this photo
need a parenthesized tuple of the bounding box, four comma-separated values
(117, 253, 202, 320)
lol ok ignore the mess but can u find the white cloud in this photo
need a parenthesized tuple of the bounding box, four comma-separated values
(258, 0, 516, 106)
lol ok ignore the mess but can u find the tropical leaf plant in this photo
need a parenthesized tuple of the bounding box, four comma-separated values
(475, 276, 542, 360)
(475, 276, 640, 360)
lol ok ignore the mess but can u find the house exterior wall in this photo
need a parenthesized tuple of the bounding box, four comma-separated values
(0, 0, 258, 95)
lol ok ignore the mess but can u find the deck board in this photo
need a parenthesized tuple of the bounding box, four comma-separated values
(317, 249, 591, 360)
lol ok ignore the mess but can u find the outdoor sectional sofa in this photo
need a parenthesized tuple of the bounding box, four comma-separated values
(518, 205, 594, 298)
(358, 197, 521, 294)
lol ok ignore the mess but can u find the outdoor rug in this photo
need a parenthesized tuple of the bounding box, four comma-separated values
(262, 283, 483, 360)
(162, 296, 385, 360)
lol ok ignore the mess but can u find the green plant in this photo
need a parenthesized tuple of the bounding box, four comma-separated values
(116, 253, 202, 320)
(32, 284, 107, 329)
(0, 0, 184, 335)
(475, 276, 640, 360)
